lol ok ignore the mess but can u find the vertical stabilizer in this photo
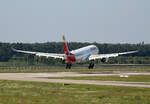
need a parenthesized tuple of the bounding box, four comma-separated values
(63, 35, 69, 55)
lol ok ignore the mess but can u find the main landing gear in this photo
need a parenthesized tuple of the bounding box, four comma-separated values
(66, 63, 72, 69)
(88, 60, 95, 69)
(65, 61, 95, 69)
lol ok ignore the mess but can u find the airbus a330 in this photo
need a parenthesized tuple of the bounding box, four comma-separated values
(12, 36, 137, 69)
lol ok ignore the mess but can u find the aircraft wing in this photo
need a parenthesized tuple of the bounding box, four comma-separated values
(89, 51, 138, 60)
(12, 48, 65, 59)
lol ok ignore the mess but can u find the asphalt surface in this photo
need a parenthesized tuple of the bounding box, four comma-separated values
(0, 72, 150, 88)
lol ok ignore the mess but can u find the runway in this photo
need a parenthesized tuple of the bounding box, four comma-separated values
(0, 71, 150, 88)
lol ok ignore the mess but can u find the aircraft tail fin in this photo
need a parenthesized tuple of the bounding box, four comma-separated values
(63, 35, 69, 55)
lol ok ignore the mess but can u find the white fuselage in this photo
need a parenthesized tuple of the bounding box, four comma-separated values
(71, 45, 99, 63)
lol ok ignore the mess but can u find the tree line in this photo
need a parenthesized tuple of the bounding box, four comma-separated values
(0, 42, 150, 65)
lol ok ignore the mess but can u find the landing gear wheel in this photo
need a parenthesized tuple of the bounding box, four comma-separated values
(88, 61, 95, 69)
(66, 63, 72, 69)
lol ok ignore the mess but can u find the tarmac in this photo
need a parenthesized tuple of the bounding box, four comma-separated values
(0, 71, 150, 88)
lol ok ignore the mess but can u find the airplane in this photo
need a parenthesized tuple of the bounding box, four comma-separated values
(12, 35, 137, 69)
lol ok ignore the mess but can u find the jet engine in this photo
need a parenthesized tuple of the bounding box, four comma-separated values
(101, 58, 109, 63)
(62, 59, 66, 64)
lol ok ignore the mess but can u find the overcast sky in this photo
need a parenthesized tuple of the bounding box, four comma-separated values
(0, 0, 150, 43)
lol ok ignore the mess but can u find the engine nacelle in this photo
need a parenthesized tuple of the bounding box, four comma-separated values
(101, 58, 109, 63)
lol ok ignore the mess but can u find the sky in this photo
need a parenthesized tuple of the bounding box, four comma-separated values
(0, 0, 150, 43)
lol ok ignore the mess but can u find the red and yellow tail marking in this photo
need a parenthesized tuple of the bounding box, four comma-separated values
(63, 35, 69, 55)
(62, 35, 76, 63)
(63, 35, 66, 41)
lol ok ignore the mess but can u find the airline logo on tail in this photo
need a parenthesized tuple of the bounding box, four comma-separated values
(62, 35, 66, 41)
(63, 35, 69, 55)
(63, 35, 76, 63)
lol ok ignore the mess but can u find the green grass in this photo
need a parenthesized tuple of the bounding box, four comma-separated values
(0, 80, 150, 104)
(49, 75, 150, 82)
(0, 65, 150, 73)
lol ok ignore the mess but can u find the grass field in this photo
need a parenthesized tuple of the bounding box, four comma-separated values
(0, 80, 150, 104)
(0, 65, 150, 73)
(49, 75, 150, 82)
(0, 65, 150, 103)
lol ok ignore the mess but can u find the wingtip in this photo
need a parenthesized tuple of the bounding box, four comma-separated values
(134, 50, 138, 53)
(11, 47, 15, 51)
(11, 47, 17, 52)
